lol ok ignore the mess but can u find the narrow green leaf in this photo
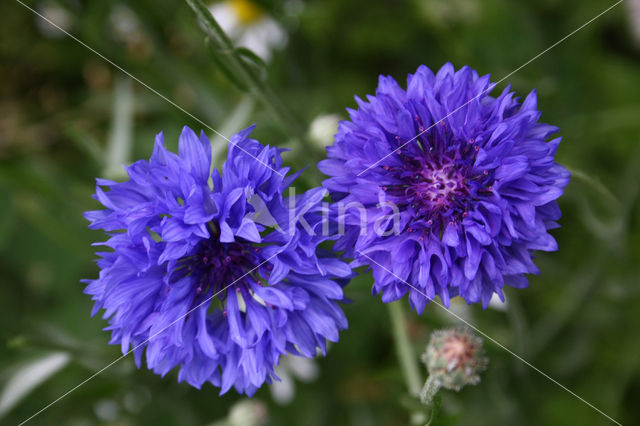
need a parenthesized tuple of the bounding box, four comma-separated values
(104, 76, 135, 180)
(0, 352, 70, 419)
(567, 166, 621, 210)
(234, 47, 268, 82)
(427, 393, 442, 425)
(204, 38, 249, 92)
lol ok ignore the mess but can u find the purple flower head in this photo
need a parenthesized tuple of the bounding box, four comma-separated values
(84, 125, 351, 396)
(319, 63, 570, 312)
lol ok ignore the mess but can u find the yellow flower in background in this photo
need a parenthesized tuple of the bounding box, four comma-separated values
(209, 0, 287, 61)
(229, 0, 263, 24)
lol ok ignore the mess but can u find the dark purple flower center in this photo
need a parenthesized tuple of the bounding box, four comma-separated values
(197, 238, 259, 293)
(406, 158, 470, 219)
(173, 225, 264, 299)
(381, 130, 493, 231)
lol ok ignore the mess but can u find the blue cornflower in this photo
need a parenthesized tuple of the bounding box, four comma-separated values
(319, 63, 570, 311)
(84, 125, 351, 395)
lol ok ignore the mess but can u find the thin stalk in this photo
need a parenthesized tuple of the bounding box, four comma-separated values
(419, 375, 440, 406)
(387, 301, 422, 397)
(104, 76, 134, 179)
(566, 165, 621, 210)
(419, 375, 442, 425)
(184, 0, 307, 146)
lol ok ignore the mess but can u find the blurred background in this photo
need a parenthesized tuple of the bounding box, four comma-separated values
(1, 0, 639, 425)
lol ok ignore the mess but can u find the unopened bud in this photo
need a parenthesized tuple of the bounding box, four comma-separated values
(421, 326, 488, 392)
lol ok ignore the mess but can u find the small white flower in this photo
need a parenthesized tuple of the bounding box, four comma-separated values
(488, 292, 508, 311)
(209, 0, 287, 61)
(436, 298, 472, 324)
(109, 5, 145, 45)
(629, 0, 640, 45)
(308, 114, 342, 150)
(107, 5, 152, 58)
(270, 355, 319, 405)
(227, 399, 267, 426)
(93, 399, 119, 422)
(35, 2, 73, 38)
(413, 0, 480, 26)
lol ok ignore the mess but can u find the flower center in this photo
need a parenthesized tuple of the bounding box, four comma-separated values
(412, 162, 468, 207)
(173, 227, 263, 299)
(378, 128, 493, 234)
(229, 0, 263, 24)
(197, 237, 261, 294)
(442, 335, 475, 366)
(405, 158, 471, 225)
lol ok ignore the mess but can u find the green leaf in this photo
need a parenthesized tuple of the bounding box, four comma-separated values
(427, 393, 441, 425)
(0, 188, 14, 250)
(62, 124, 104, 166)
(567, 166, 621, 211)
(205, 38, 249, 92)
(234, 47, 268, 82)
(104, 76, 134, 180)
(0, 352, 70, 419)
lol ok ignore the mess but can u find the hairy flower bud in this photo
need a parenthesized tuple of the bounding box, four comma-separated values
(421, 327, 488, 391)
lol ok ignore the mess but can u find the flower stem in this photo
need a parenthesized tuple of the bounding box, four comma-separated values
(387, 301, 422, 397)
(104, 76, 133, 180)
(419, 375, 440, 406)
(184, 0, 308, 146)
(566, 165, 621, 209)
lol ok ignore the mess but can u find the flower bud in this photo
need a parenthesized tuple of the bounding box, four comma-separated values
(421, 327, 488, 391)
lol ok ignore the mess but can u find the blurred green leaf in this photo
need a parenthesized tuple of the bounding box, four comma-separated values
(104, 75, 134, 179)
(235, 47, 268, 81)
(205, 37, 250, 92)
(0, 352, 70, 419)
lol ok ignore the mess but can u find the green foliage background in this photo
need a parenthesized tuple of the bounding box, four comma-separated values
(1, 0, 639, 425)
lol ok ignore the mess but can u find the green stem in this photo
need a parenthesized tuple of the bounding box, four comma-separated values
(184, 0, 307, 146)
(419, 375, 440, 406)
(566, 165, 621, 210)
(104, 76, 134, 179)
(387, 301, 422, 397)
(419, 376, 443, 425)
